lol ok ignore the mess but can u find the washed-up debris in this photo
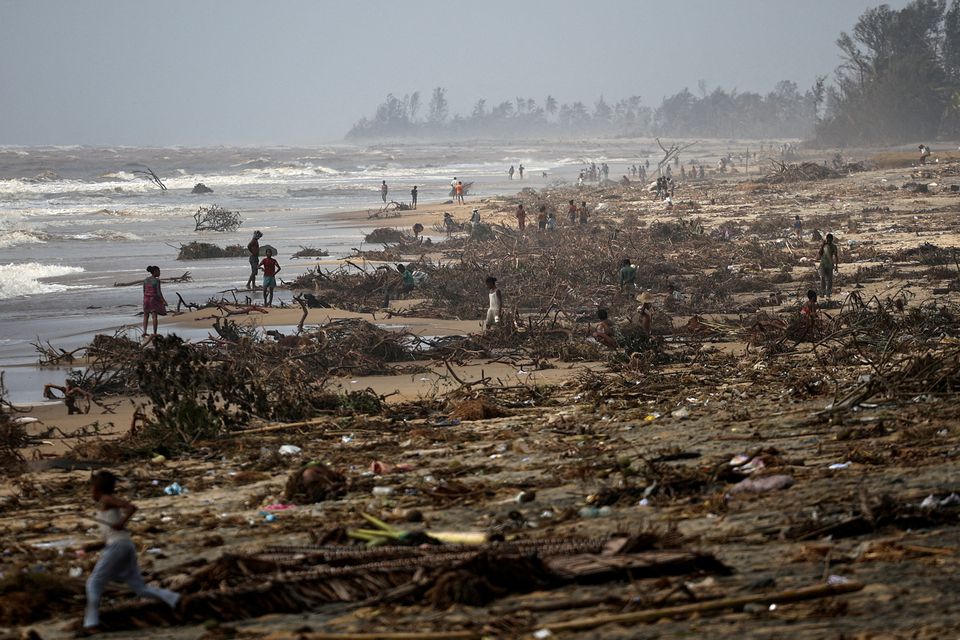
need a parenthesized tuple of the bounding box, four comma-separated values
(94, 534, 730, 631)
(176, 242, 247, 260)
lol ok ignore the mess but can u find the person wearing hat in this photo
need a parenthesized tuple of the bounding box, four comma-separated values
(246, 230, 263, 290)
(636, 292, 653, 335)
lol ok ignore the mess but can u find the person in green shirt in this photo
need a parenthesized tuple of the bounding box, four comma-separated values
(817, 233, 840, 297)
(397, 263, 415, 297)
(619, 258, 637, 292)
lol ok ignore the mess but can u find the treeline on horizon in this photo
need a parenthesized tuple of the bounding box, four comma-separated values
(347, 0, 960, 146)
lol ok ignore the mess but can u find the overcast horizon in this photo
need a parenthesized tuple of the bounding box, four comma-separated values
(0, 0, 910, 147)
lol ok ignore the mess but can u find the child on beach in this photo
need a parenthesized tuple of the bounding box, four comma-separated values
(801, 289, 818, 335)
(82, 471, 180, 634)
(593, 309, 618, 348)
(568, 200, 578, 224)
(142, 266, 167, 337)
(516, 204, 526, 230)
(794, 215, 803, 241)
(259, 248, 281, 307)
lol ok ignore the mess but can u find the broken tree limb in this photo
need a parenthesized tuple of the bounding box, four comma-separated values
(114, 272, 191, 287)
(133, 167, 166, 190)
(544, 580, 865, 633)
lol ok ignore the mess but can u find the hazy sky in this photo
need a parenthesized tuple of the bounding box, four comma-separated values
(0, 0, 910, 146)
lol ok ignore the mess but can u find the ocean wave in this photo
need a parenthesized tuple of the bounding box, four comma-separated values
(0, 229, 50, 248)
(0, 262, 87, 300)
(67, 229, 143, 242)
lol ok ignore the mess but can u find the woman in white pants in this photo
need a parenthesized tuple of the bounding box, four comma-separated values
(82, 471, 179, 633)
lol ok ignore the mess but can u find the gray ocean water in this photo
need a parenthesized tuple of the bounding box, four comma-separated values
(0, 141, 656, 403)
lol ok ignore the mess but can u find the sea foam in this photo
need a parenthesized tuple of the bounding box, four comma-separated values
(0, 262, 86, 300)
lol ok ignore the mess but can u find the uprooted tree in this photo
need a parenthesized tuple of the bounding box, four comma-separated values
(194, 205, 242, 232)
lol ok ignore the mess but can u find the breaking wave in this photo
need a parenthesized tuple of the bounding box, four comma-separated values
(0, 262, 87, 300)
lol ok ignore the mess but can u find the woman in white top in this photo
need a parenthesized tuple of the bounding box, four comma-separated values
(82, 471, 180, 633)
(484, 276, 502, 332)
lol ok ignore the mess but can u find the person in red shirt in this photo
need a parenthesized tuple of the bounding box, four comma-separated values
(516, 204, 526, 230)
(259, 248, 281, 307)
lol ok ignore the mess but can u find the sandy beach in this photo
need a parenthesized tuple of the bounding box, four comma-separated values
(6, 147, 960, 639)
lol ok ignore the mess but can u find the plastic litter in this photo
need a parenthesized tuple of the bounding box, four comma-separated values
(827, 575, 851, 586)
(69, 567, 83, 578)
(829, 461, 851, 470)
(671, 407, 690, 419)
(372, 486, 394, 497)
(278, 444, 302, 456)
(163, 482, 186, 496)
(920, 493, 960, 509)
(533, 630, 553, 639)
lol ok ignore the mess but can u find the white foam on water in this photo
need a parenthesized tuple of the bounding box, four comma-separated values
(0, 262, 87, 300)
(0, 229, 49, 248)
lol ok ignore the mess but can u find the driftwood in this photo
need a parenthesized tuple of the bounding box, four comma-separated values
(132, 167, 166, 190)
(113, 272, 191, 287)
(545, 581, 865, 633)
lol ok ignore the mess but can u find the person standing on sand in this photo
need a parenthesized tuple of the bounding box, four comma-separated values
(817, 233, 840, 298)
(450, 176, 458, 198)
(794, 215, 803, 241)
(508, 165, 515, 180)
(82, 471, 180, 634)
(579, 201, 589, 225)
(246, 230, 262, 290)
(455, 181, 465, 205)
(410, 185, 418, 209)
(381, 180, 389, 203)
(537, 205, 548, 231)
(142, 266, 167, 338)
(568, 200, 578, 225)
(259, 248, 281, 307)
(619, 258, 637, 292)
(518, 164, 524, 179)
(484, 276, 502, 332)
(516, 204, 527, 230)
(801, 289, 819, 336)
(547, 211, 556, 231)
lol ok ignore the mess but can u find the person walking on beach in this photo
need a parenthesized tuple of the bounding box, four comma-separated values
(82, 471, 180, 634)
(410, 185, 418, 209)
(484, 276, 502, 332)
(568, 200, 578, 224)
(381, 180, 389, 203)
(455, 181, 465, 205)
(443, 212, 456, 235)
(515, 204, 527, 230)
(508, 165, 515, 180)
(546, 211, 556, 231)
(619, 258, 637, 292)
(259, 248, 281, 307)
(518, 164, 524, 179)
(794, 215, 803, 241)
(801, 289, 819, 336)
(579, 201, 589, 225)
(817, 233, 840, 297)
(450, 176, 458, 198)
(246, 230, 262, 290)
(142, 266, 167, 338)
(537, 205, 548, 231)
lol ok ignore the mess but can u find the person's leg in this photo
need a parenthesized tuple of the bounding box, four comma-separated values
(116, 541, 179, 609)
(826, 270, 834, 297)
(84, 543, 129, 629)
(263, 286, 268, 306)
(143, 310, 148, 336)
(268, 286, 274, 306)
(152, 312, 159, 335)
